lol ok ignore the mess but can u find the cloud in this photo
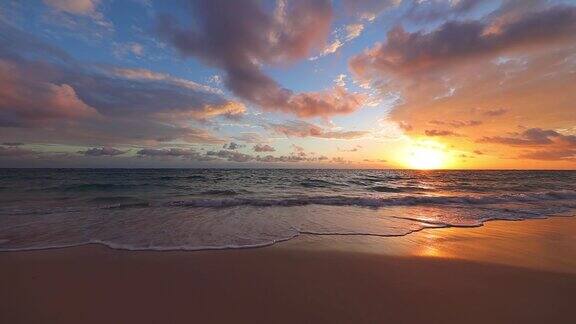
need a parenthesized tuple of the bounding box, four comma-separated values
(79, 147, 127, 156)
(350, 5, 576, 77)
(345, 23, 365, 41)
(429, 120, 482, 128)
(157, 0, 366, 118)
(253, 144, 276, 152)
(517, 149, 576, 161)
(113, 42, 144, 58)
(348, 3, 576, 157)
(268, 120, 369, 139)
(255, 154, 328, 163)
(0, 146, 37, 157)
(404, 0, 482, 23)
(42, 0, 112, 33)
(2, 142, 24, 146)
(0, 59, 98, 127)
(478, 128, 576, 146)
(398, 121, 413, 131)
(0, 21, 235, 145)
(338, 145, 362, 152)
(475, 127, 576, 162)
(206, 150, 254, 163)
(482, 108, 508, 116)
(310, 23, 365, 60)
(223, 142, 242, 150)
(424, 129, 463, 137)
(137, 148, 210, 160)
(232, 132, 269, 144)
(291, 144, 305, 153)
(343, 0, 400, 21)
(43, 0, 98, 15)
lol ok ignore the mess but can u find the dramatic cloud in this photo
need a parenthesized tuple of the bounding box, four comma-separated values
(268, 120, 369, 139)
(157, 0, 366, 118)
(253, 144, 276, 152)
(0, 21, 234, 145)
(79, 147, 127, 156)
(350, 5, 576, 77)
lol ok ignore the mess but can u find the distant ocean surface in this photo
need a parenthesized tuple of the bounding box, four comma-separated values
(1, 169, 575, 251)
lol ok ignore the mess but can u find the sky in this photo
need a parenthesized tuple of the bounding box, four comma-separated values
(0, 0, 575, 169)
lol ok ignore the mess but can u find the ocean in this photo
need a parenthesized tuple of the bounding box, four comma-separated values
(0, 169, 575, 251)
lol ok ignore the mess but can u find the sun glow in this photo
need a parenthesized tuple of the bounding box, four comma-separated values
(401, 140, 449, 170)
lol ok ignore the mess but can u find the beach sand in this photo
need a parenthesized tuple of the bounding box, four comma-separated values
(1, 217, 575, 324)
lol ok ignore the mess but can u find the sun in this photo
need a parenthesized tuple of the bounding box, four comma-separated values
(402, 140, 449, 170)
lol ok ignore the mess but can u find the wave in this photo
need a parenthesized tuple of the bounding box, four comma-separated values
(371, 186, 404, 193)
(166, 190, 576, 208)
(200, 189, 246, 196)
(299, 179, 345, 188)
(31, 183, 142, 192)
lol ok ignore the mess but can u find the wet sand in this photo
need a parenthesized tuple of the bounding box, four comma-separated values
(1, 217, 575, 324)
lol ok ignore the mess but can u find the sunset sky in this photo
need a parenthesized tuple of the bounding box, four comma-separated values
(0, 0, 575, 169)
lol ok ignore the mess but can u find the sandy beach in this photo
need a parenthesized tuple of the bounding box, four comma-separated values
(1, 216, 575, 324)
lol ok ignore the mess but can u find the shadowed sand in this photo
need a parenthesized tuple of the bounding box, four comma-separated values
(1, 217, 575, 324)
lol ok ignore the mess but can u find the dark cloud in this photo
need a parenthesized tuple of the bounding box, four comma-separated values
(1, 142, 24, 146)
(157, 0, 366, 118)
(223, 142, 242, 150)
(350, 5, 576, 77)
(136, 148, 214, 161)
(425, 129, 463, 137)
(253, 144, 276, 152)
(268, 120, 369, 139)
(79, 147, 127, 156)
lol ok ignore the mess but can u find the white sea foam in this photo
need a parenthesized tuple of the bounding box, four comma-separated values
(0, 170, 575, 252)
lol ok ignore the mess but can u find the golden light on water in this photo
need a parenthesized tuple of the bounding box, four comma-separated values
(400, 139, 451, 170)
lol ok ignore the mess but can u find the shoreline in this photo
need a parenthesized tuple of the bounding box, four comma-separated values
(1, 216, 575, 323)
(1, 215, 574, 269)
